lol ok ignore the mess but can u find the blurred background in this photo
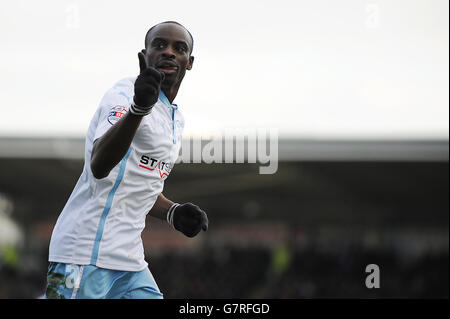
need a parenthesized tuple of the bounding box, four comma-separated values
(0, 0, 448, 298)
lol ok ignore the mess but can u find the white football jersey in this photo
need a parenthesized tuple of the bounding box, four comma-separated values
(49, 77, 184, 271)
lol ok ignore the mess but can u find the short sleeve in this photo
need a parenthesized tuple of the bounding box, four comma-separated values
(93, 86, 133, 142)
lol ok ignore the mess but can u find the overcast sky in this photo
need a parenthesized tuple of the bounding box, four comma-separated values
(0, 0, 448, 139)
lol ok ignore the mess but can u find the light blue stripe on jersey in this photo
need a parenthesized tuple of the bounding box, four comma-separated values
(158, 91, 177, 144)
(158, 91, 170, 108)
(90, 147, 133, 265)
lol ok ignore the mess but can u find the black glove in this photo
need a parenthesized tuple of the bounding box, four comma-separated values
(167, 203, 209, 238)
(131, 51, 165, 116)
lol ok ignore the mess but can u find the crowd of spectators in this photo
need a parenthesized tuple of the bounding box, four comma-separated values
(149, 245, 448, 299)
(0, 242, 447, 298)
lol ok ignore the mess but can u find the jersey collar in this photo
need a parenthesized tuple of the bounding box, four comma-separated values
(158, 91, 178, 110)
(158, 90, 170, 107)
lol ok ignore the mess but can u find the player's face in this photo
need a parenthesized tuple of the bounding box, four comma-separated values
(143, 23, 194, 87)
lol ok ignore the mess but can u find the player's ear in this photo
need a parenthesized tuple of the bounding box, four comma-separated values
(141, 49, 146, 55)
(187, 56, 194, 70)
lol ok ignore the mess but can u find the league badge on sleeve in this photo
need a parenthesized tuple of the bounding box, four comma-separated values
(108, 105, 128, 125)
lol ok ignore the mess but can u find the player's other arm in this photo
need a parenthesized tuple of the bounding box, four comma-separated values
(149, 193, 174, 220)
(91, 53, 164, 179)
(150, 194, 209, 238)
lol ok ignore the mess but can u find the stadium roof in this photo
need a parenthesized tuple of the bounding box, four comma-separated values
(0, 137, 448, 161)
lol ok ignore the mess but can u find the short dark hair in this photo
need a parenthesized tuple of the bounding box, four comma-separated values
(144, 21, 194, 54)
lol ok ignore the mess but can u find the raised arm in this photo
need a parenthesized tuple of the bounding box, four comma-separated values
(90, 52, 164, 179)
(91, 112, 142, 179)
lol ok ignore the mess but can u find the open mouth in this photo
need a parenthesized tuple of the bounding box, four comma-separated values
(157, 61, 179, 74)
(158, 66, 178, 73)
